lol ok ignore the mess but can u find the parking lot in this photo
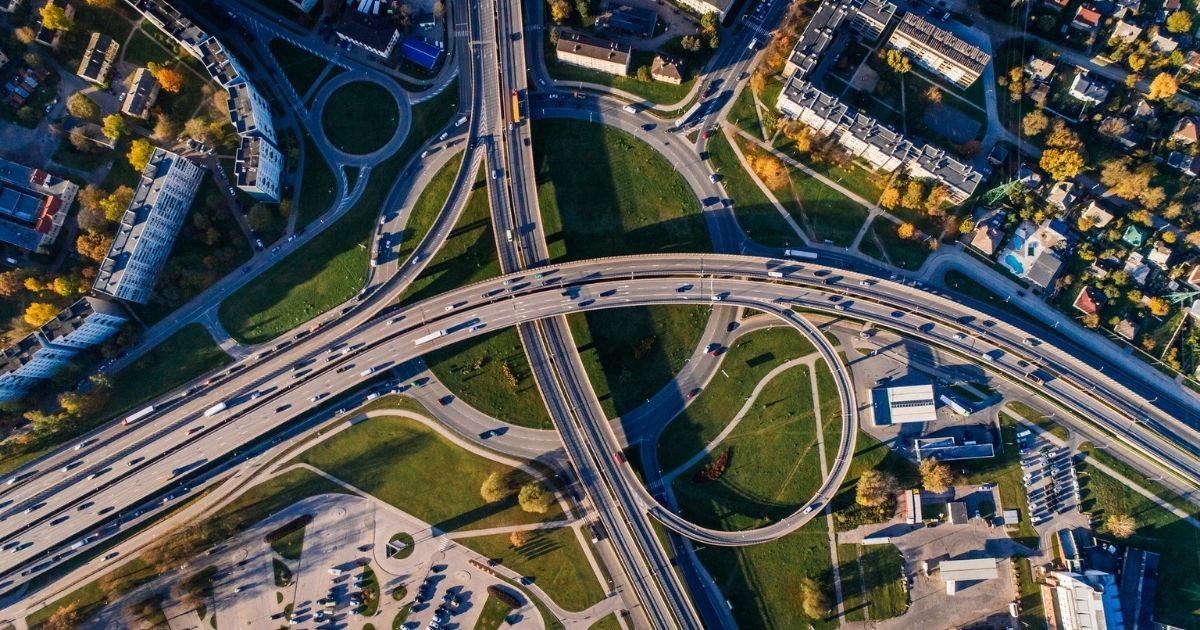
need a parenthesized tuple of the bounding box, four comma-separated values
(1020, 442, 1080, 526)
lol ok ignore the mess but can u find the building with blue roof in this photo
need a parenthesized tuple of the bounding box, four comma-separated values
(400, 37, 442, 71)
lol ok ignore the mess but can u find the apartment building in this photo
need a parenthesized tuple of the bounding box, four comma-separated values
(674, 0, 734, 20)
(234, 135, 284, 202)
(0, 333, 77, 401)
(38, 297, 128, 350)
(0, 158, 78, 254)
(227, 81, 277, 145)
(76, 32, 119, 85)
(887, 12, 990, 87)
(555, 30, 632, 76)
(776, 76, 982, 201)
(127, 0, 206, 57)
(198, 36, 249, 87)
(121, 67, 161, 119)
(92, 148, 204, 304)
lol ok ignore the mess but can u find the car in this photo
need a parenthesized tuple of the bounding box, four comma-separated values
(234, 585, 246, 593)
(439, 395, 454, 406)
(953, 333, 966, 341)
(709, 173, 720, 183)
(255, 238, 264, 250)
(702, 128, 713, 139)
(101, 551, 120, 562)
(705, 343, 721, 356)
(687, 388, 701, 399)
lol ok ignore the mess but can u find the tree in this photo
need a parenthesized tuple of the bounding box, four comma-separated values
(183, 118, 214, 144)
(681, 35, 701, 52)
(885, 50, 911, 74)
(101, 113, 127, 141)
(128, 139, 154, 172)
(51, 276, 80, 297)
(0, 271, 21, 298)
(1040, 148, 1085, 180)
(1166, 11, 1192, 34)
(901, 179, 925, 210)
(1139, 187, 1165, 209)
(101, 186, 134, 222)
(1127, 53, 1146, 73)
(856, 469, 897, 507)
(799, 577, 831, 620)
(77, 231, 113, 262)
(919, 458, 953, 493)
(247, 204, 275, 232)
(14, 26, 36, 45)
(480, 472, 508, 502)
(748, 152, 788, 190)
(69, 129, 97, 153)
(879, 186, 900, 209)
(509, 530, 529, 548)
(24, 277, 43, 292)
(67, 93, 100, 121)
(1082, 312, 1100, 328)
(517, 481, 554, 514)
(1099, 158, 1150, 200)
(24, 302, 59, 327)
(1148, 297, 1170, 317)
(923, 84, 942, 104)
(154, 66, 185, 93)
(43, 603, 79, 630)
(1148, 72, 1178, 100)
(1098, 117, 1130, 138)
(86, 0, 116, 5)
(575, 0, 589, 19)
(636, 65, 652, 82)
(40, 3, 74, 31)
(1105, 513, 1136, 538)
(897, 222, 915, 239)
(152, 115, 179, 142)
(548, 0, 571, 23)
(1045, 119, 1084, 152)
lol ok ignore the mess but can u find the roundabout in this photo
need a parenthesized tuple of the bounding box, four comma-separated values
(312, 73, 412, 165)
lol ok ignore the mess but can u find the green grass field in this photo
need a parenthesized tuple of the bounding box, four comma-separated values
(296, 135, 338, 227)
(270, 527, 305, 561)
(532, 119, 709, 261)
(588, 613, 621, 630)
(788, 169, 869, 247)
(672, 364, 821, 531)
(458, 527, 606, 612)
(707, 131, 794, 247)
(857, 544, 907, 619)
(321, 81, 400, 154)
(872, 221, 931, 271)
(211, 468, 349, 535)
(219, 84, 459, 343)
(425, 328, 554, 430)
(815, 362, 842, 466)
(26, 559, 156, 629)
(399, 166, 497, 305)
(657, 327, 816, 473)
(727, 85, 762, 137)
(100, 324, 232, 420)
(837, 544, 867, 621)
(1005, 401, 1068, 442)
(1014, 556, 1047, 630)
(545, 53, 694, 106)
(473, 596, 513, 630)
(698, 518, 837, 629)
(1076, 456, 1200, 626)
(268, 38, 330, 98)
(293, 415, 561, 531)
(568, 305, 710, 419)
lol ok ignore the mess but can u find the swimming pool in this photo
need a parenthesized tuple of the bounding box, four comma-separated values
(1003, 253, 1025, 275)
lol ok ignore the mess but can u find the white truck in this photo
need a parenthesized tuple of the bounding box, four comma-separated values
(203, 402, 227, 417)
(414, 330, 446, 346)
(783, 249, 818, 260)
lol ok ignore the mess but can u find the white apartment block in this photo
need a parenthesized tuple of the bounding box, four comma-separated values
(887, 12, 990, 87)
(198, 36, 249, 87)
(235, 136, 284, 202)
(673, 0, 734, 19)
(555, 30, 632, 76)
(777, 75, 982, 201)
(227, 81, 277, 146)
(92, 148, 204, 304)
(0, 333, 78, 402)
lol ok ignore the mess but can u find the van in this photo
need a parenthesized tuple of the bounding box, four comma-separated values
(360, 367, 375, 377)
(505, 229, 513, 241)
(748, 37, 759, 50)
(622, 104, 638, 114)
(454, 115, 468, 127)
(767, 271, 783, 278)
(491, 169, 500, 180)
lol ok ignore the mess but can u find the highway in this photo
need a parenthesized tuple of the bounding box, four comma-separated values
(2, 254, 1197, 596)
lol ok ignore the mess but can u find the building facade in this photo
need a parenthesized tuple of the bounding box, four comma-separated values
(0, 333, 78, 401)
(92, 148, 204, 304)
(673, 0, 733, 19)
(555, 30, 631, 76)
(38, 297, 128, 350)
(887, 12, 990, 87)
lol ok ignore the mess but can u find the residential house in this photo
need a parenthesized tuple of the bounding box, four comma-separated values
(1080, 201, 1114, 229)
(851, 0, 897, 42)
(651, 55, 685, 85)
(886, 12, 991, 87)
(76, 32, 119, 85)
(1072, 286, 1105, 316)
(1131, 98, 1156, 121)
(594, 5, 658, 38)
(34, 0, 74, 49)
(1167, 151, 1200, 176)
(1114, 315, 1140, 341)
(1026, 56, 1056, 82)
(334, 4, 401, 59)
(1186, 263, 1200, 289)
(1043, 0, 1070, 11)
(555, 30, 632, 76)
(1109, 20, 1142, 43)
(1171, 117, 1198, 145)
(1032, 217, 1072, 250)
(1071, 6, 1102, 32)
(1030, 83, 1051, 105)
(1124, 250, 1151, 285)
(1099, 116, 1140, 148)
(1045, 180, 1079, 211)
(1018, 164, 1043, 189)
(1123, 224, 1147, 247)
(1151, 33, 1178, 53)
(966, 208, 1006, 256)
(1069, 72, 1110, 105)
(1147, 243, 1173, 269)
(1182, 50, 1200, 74)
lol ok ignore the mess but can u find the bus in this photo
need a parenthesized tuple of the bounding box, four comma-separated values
(123, 406, 155, 426)
(511, 89, 521, 124)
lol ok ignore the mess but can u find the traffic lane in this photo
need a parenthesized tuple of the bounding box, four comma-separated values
(4, 258, 1192, 577)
